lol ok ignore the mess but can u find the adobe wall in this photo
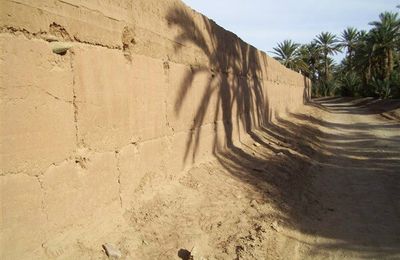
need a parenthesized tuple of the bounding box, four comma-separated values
(0, 0, 310, 258)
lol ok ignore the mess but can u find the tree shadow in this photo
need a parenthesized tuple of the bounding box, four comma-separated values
(166, 6, 270, 163)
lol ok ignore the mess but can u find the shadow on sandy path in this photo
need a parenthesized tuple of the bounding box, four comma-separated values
(214, 98, 400, 258)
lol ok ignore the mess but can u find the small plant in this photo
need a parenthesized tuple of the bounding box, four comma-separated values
(312, 80, 338, 97)
(370, 78, 392, 99)
(338, 72, 361, 97)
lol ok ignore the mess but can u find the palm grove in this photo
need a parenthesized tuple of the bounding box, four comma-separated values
(272, 8, 400, 99)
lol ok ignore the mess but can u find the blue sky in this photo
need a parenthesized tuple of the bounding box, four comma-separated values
(181, 0, 399, 62)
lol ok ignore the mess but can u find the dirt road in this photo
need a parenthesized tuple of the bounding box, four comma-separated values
(70, 98, 400, 259)
(274, 98, 400, 259)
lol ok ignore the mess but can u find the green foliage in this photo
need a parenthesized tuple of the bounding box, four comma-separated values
(272, 6, 400, 99)
(315, 32, 342, 81)
(370, 78, 392, 99)
(338, 72, 361, 97)
(271, 40, 309, 73)
(339, 27, 359, 71)
(315, 32, 342, 56)
(389, 71, 400, 97)
(368, 71, 400, 99)
(313, 80, 338, 97)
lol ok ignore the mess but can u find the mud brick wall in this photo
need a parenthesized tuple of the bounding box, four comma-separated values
(0, 0, 310, 258)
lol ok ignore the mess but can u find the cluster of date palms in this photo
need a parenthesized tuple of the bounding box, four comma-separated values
(272, 8, 400, 98)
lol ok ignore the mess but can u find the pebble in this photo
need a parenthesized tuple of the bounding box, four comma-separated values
(51, 42, 73, 54)
(250, 199, 258, 207)
(102, 243, 122, 259)
(270, 221, 281, 232)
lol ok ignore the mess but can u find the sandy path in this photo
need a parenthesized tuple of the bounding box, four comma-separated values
(276, 98, 400, 259)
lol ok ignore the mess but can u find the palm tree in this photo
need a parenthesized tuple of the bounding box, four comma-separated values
(369, 12, 400, 79)
(340, 27, 359, 70)
(315, 32, 342, 81)
(269, 8, 400, 98)
(298, 43, 323, 82)
(353, 31, 380, 90)
(272, 40, 308, 72)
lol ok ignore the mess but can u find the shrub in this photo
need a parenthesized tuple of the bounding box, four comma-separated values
(338, 72, 361, 97)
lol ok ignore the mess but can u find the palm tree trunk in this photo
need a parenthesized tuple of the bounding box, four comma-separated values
(325, 52, 329, 81)
(348, 47, 353, 71)
(362, 72, 367, 87)
(397, 52, 400, 75)
(386, 48, 393, 80)
(367, 56, 372, 84)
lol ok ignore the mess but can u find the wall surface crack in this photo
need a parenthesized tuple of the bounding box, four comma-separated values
(36, 175, 49, 223)
(68, 51, 80, 147)
(115, 151, 123, 209)
(0, 26, 121, 50)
